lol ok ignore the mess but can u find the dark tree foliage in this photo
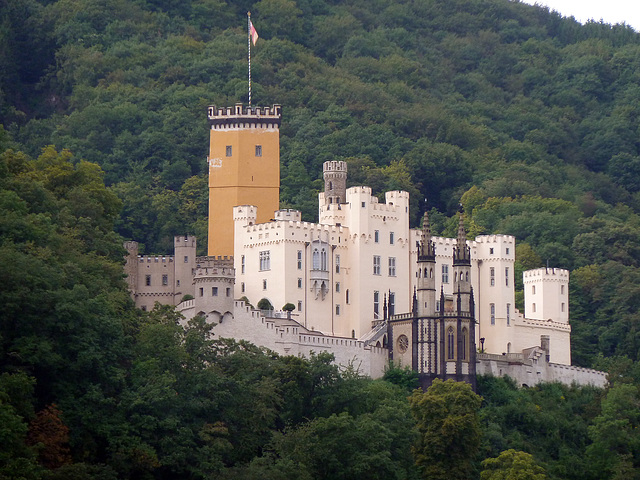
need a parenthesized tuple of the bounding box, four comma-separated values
(4, 0, 640, 478)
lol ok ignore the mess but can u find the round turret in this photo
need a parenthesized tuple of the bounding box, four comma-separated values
(323, 161, 347, 206)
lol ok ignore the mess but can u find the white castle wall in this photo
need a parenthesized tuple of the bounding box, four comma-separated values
(477, 353, 607, 388)
(178, 300, 388, 378)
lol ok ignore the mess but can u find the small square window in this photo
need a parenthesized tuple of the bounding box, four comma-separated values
(361, 201, 366, 208)
(489, 248, 494, 254)
(226, 145, 232, 156)
(255, 145, 262, 157)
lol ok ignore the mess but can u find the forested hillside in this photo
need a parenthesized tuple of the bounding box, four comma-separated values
(3, 0, 640, 478)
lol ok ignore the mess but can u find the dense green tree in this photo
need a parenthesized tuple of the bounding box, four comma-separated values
(409, 379, 482, 480)
(481, 449, 547, 480)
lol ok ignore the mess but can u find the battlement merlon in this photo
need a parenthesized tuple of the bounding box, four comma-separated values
(207, 104, 282, 127)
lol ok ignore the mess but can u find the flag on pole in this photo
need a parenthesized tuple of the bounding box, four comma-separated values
(250, 20, 259, 45)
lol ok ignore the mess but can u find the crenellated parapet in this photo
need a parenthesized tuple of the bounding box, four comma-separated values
(207, 103, 282, 129)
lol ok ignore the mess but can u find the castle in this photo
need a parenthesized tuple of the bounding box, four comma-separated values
(123, 103, 606, 389)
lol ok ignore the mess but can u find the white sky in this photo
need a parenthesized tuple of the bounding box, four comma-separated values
(520, 0, 640, 32)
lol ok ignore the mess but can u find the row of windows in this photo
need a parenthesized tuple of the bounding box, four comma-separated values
(373, 291, 395, 319)
(198, 286, 232, 297)
(145, 274, 170, 286)
(225, 145, 262, 157)
(531, 302, 565, 313)
(373, 256, 396, 276)
(373, 230, 395, 244)
(489, 267, 509, 286)
(488, 247, 510, 255)
(490, 303, 511, 325)
(531, 285, 566, 294)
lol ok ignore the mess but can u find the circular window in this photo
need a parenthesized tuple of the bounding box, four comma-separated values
(397, 334, 409, 354)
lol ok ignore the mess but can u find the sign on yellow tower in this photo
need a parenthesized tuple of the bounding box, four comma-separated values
(207, 103, 282, 257)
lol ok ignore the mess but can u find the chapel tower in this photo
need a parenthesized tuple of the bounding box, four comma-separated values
(416, 212, 436, 317)
(207, 103, 282, 256)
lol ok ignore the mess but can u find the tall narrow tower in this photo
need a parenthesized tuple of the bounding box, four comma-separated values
(207, 103, 282, 256)
(417, 212, 436, 317)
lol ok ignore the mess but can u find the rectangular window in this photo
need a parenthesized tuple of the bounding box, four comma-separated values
(373, 256, 381, 275)
(507, 303, 510, 326)
(561, 285, 565, 294)
(490, 248, 494, 254)
(346, 289, 349, 304)
(506, 247, 510, 255)
(533, 285, 536, 294)
(388, 257, 396, 276)
(390, 232, 394, 244)
(361, 201, 366, 208)
(162, 274, 168, 286)
(490, 303, 495, 325)
(241, 255, 245, 274)
(442, 264, 449, 283)
(532, 303, 536, 312)
(336, 304, 340, 315)
(490, 267, 495, 286)
(374, 230, 379, 243)
(297, 250, 302, 270)
(176, 280, 180, 287)
(259, 251, 270, 271)
(255, 145, 262, 157)
(184, 256, 189, 263)
(336, 282, 340, 292)
(561, 302, 565, 312)
(199, 287, 204, 297)
(241, 282, 245, 293)
(226, 287, 231, 297)
(145, 275, 151, 286)
(373, 291, 380, 319)
(263, 279, 267, 290)
(212, 287, 218, 296)
(335, 255, 340, 273)
(389, 292, 395, 316)
(298, 301, 302, 311)
(505, 267, 509, 286)
(298, 278, 302, 288)
(226, 145, 232, 156)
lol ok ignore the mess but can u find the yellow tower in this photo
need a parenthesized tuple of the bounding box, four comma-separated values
(207, 103, 282, 256)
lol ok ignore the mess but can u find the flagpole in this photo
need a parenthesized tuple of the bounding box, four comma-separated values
(248, 11, 252, 106)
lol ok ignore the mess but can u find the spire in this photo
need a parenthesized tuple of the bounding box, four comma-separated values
(453, 204, 471, 265)
(418, 211, 436, 261)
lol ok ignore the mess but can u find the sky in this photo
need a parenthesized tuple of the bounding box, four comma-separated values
(520, 0, 640, 32)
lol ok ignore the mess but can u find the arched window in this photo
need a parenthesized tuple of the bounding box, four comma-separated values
(430, 268, 433, 278)
(313, 249, 319, 269)
(507, 342, 511, 354)
(321, 249, 327, 270)
(454, 272, 458, 282)
(465, 272, 469, 282)
(329, 181, 333, 190)
(462, 327, 468, 360)
(447, 327, 455, 360)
